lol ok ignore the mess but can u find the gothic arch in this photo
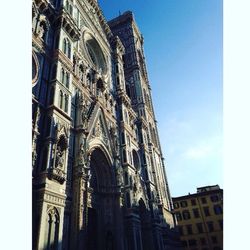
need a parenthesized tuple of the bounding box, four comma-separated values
(132, 149, 141, 171)
(44, 207, 60, 250)
(88, 142, 114, 173)
(81, 28, 108, 75)
(86, 146, 118, 250)
(32, 50, 40, 86)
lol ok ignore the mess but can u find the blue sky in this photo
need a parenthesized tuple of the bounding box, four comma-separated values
(98, 0, 223, 197)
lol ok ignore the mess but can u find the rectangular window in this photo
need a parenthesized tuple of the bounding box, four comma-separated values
(193, 208, 200, 218)
(207, 221, 214, 232)
(201, 197, 207, 204)
(200, 237, 207, 245)
(121, 132, 125, 144)
(180, 201, 188, 207)
(181, 241, 187, 247)
(178, 226, 183, 236)
(186, 225, 193, 235)
(188, 239, 197, 246)
(191, 199, 197, 206)
(183, 210, 191, 220)
(175, 212, 182, 221)
(210, 195, 219, 202)
(173, 202, 179, 209)
(196, 223, 203, 233)
(214, 205, 223, 215)
(211, 236, 218, 244)
(203, 207, 210, 216)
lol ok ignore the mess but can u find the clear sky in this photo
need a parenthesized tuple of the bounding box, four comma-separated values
(98, 0, 223, 197)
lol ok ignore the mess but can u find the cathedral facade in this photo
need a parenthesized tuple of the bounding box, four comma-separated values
(32, 1, 180, 249)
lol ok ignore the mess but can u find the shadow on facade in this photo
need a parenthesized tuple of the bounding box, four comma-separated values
(32, 116, 182, 250)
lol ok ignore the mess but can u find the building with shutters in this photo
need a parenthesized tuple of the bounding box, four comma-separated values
(172, 185, 223, 250)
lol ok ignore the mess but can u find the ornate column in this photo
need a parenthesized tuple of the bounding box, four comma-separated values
(32, 105, 40, 172)
(71, 93, 92, 249)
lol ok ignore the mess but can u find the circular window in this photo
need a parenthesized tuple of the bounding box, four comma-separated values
(84, 33, 107, 74)
(32, 51, 39, 86)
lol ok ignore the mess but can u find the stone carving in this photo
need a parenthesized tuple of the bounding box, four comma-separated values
(110, 126, 119, 156)
(79, 95, 89, 130)
(95, 119, 102, 137)
(34, 106, 40, 131)
(38, 23, 45, 39)
(116, 165, 123, 186)
(55, 144, 64, 169)
(77, 142, 85, 166)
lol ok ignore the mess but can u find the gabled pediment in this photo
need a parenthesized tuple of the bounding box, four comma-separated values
(80, 0, 112, 43)
(88, 107, 112, 153)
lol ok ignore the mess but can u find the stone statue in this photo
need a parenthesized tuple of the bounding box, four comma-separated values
(116, 165, 123, 186)
(81, 100, 89, 130)
(78, 142, 85, 165)
(38, 23, 45, 39)
(110, 126, 119, 156)
(55, 145, 64, 169)
(34, 106, 40, 131)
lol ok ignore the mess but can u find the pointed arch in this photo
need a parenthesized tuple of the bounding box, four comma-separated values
(44, 207, 60, 250)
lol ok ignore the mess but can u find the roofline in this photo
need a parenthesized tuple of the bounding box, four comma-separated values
(172, 189, 223, 200)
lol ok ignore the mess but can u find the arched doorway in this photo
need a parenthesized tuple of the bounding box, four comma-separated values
(138, 199, 152, 250)
(86, 147, 116, 250)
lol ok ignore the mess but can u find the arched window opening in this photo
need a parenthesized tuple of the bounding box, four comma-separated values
(63, 39, 67, 54)
(65, 72, 69, 88)
(61, 68, 65, 84)
(122, 149, 127, 163)
(45, 208, 60, 250)
(62, 38, 71, 58)
(67, 41, 71, 58)
(132, 150, 140, 170)
(59, 91, 63, 109)
(64, 95, 69, 113)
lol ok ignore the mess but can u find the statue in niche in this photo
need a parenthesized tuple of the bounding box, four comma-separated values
(78, 142, 85, 166)
(37, 22, 46, 40)
(81, 99, 89, 130)
(110, 126, 119, 156)
(55, 144, 64, 169)
(116, 165, 123, 186)
(96, 121, 101, 137)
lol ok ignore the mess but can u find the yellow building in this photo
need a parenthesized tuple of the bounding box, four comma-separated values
(172, 185, 223, 250)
